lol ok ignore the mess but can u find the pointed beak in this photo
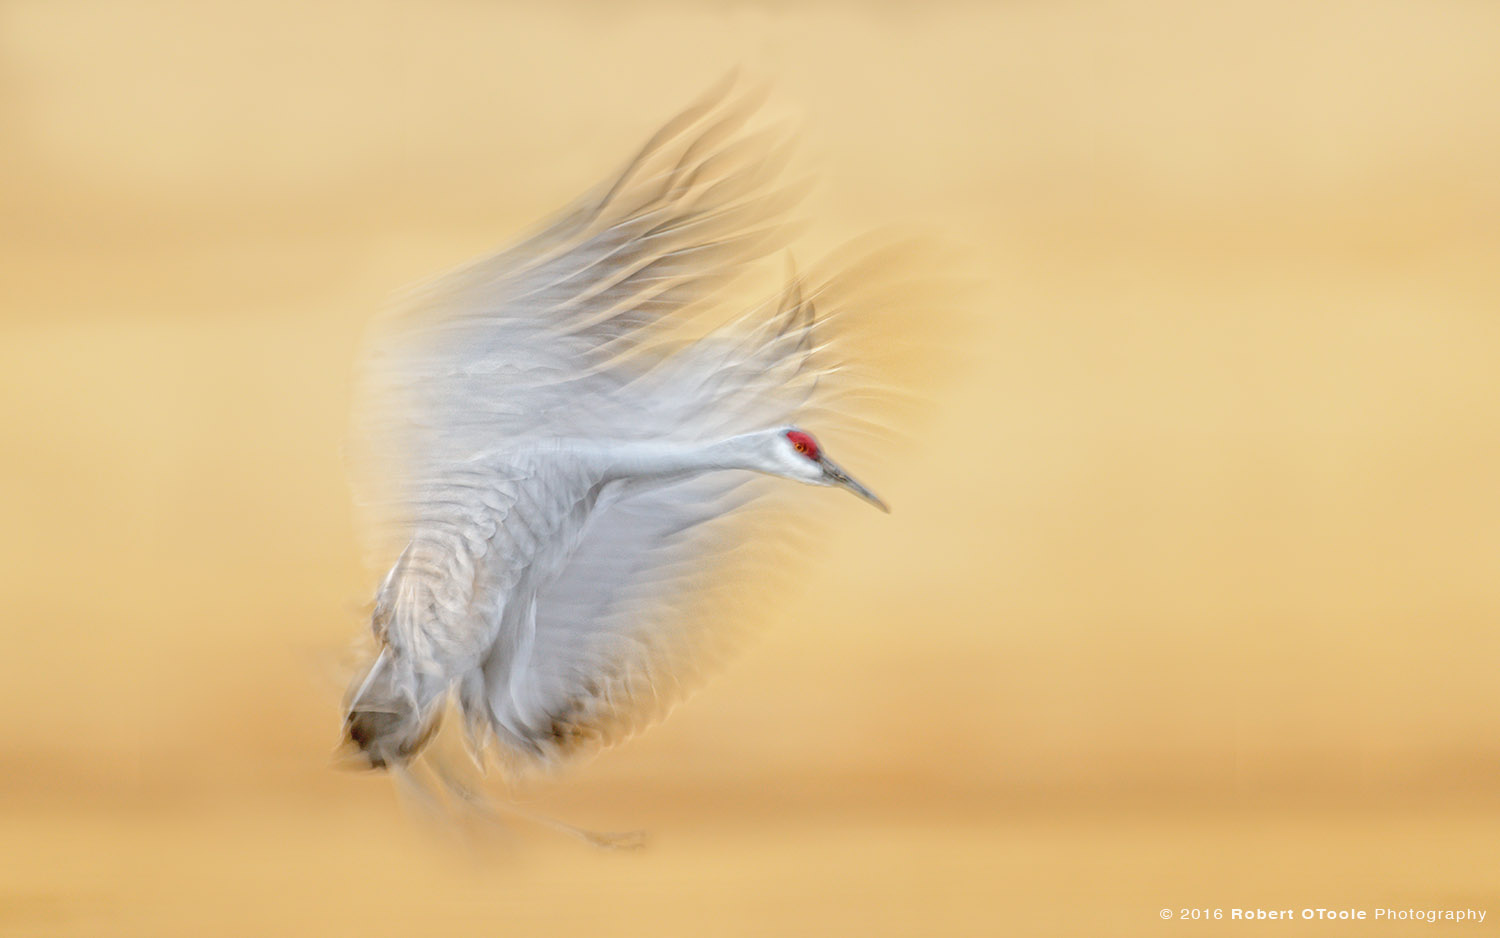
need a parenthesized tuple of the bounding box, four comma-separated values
(818, 456, 890, 512)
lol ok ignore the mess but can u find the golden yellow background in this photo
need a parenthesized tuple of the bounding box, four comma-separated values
(3, 1, 1499, 934)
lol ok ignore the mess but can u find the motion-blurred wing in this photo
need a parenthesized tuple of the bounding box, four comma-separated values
(477, 471, 767, 762)
(351, 80, 798, 545)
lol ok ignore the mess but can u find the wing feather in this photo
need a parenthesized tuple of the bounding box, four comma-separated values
(351, 82, 797, 531)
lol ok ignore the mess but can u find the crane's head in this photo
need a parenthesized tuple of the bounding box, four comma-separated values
(768, 427, 889, 512)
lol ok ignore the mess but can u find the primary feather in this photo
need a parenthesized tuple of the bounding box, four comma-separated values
(344, 82, 896, 772)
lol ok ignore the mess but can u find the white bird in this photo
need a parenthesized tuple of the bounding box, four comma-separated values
(342, 83, 899, 778)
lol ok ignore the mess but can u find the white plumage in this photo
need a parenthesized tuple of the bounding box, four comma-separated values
(343, 82, 895, 775)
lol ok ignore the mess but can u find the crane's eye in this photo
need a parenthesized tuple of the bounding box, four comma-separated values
(785, 430, 821, 461)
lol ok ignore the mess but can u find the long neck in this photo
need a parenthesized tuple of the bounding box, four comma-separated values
(598, 434, 767, 483)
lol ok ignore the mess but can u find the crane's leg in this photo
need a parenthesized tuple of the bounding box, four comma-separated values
(424, 755, 646, 850)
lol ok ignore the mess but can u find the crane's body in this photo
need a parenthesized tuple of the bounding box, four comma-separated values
(343, 84, 890, 774)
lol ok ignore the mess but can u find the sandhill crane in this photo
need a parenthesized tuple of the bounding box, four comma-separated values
(342, 82, 897, 786)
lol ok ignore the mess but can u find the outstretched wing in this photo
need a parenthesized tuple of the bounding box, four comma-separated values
(350, 78, 800, 552)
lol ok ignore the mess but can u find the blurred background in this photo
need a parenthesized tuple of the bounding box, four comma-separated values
(3, 0, 1499, 934)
